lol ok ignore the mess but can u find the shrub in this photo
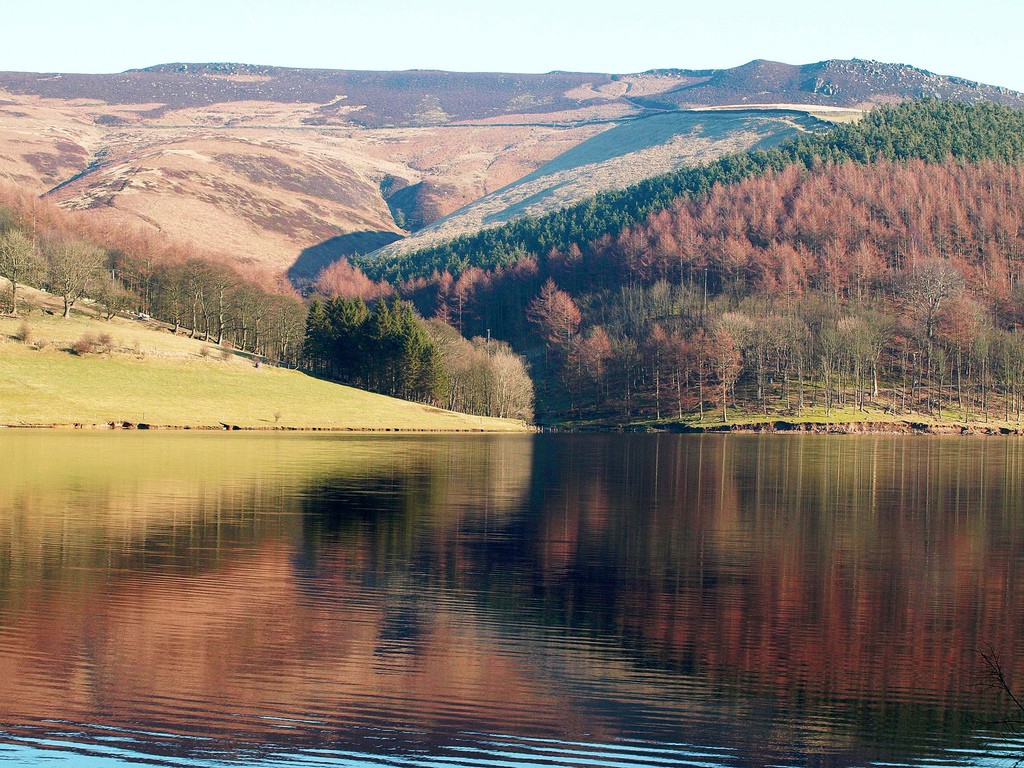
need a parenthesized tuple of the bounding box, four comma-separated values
(17, 322, 31, 345)
(71, 333, 96, 355)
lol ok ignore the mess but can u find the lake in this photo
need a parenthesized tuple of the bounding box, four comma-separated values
(1, 431, 1023, 767)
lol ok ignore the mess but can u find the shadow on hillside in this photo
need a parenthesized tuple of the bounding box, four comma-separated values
(487, 110, 828, 225)
(288, 231, 405, 286)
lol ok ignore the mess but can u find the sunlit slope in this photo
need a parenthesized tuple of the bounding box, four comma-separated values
(0, 302, 528, 431)
(372, 109, 834, 259)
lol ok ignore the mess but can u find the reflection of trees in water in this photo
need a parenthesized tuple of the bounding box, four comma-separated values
(301, 434, 1024, 757)
(461, 435, 1024, 744)
(290, 435, 1024, 704)
(296, 433, 534, 560)
(288, 433, 1024, 748)
(0, 433, 551, 761)
(0, 433, 535, 597)
(5, 432, 1024, 762)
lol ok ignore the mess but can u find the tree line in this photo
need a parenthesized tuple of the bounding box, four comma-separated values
(0, 219, 308, 365)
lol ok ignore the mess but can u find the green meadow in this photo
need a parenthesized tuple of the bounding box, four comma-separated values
(0, 299, 529, 432)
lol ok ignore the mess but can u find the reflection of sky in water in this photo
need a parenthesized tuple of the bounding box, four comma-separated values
(1, 733, 1021, 767)
(1, 433, 1024, 767)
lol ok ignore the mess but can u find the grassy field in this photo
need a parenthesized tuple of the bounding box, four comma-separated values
(0, 289, 530, 432)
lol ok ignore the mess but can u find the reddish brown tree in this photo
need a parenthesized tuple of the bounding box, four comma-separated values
(528, 278, 581, 351)
(315, 258, 393, 302)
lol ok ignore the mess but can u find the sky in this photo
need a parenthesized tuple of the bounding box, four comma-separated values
(4, 0, 1024, 92)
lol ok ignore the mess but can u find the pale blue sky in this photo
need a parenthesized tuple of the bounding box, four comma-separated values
(4, 0, 1023, 91)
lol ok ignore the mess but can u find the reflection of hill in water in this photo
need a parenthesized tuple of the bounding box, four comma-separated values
(1, 433, 1022, 765)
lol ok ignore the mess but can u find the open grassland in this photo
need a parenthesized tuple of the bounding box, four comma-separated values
(0, 293, 529, 432)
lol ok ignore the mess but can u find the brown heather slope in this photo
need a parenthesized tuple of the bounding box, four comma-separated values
(0, 60, 1020, 281)
(0, 84, 616, 275)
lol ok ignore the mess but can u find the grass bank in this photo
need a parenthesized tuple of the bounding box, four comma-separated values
(560, 403, 1024, 435)
(0, 293, 530, 432)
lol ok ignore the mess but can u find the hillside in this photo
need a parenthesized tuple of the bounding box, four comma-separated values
(0, 283, 528, 431)
(369, 109, 832, 262)
(373, 101, 1024, 427)
(635, 59, 1024, 110)
(1, 60, 1020, 282)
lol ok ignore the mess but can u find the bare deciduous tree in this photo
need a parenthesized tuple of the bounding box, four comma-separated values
(0, 229, 42, 316)
(44, 237, 105, 318)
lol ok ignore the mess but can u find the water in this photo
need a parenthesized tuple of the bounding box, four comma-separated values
(1, 431, 1023, 767)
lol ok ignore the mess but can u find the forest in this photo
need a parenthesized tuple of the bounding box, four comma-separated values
(365, 101, 1024, 425)
(386, 157, 1024, 424)
(354, 100, 1024, 282)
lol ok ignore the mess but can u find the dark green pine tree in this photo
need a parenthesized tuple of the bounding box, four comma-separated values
(302, 299, 331, 375)
(326, 297, 370, 383)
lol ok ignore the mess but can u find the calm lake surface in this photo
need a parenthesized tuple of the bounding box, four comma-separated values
(2, 431, 1024, 767)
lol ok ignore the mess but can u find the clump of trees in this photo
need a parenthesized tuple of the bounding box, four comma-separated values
(0, 227, 114, 320)
(302, 295, 534, 420)
(426, 321, 534, 420)
(135, 257, 307, 364)
(303, 296, 444, 403)
(0, 189, 308, 365)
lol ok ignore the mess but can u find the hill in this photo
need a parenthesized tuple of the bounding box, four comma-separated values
(373, 101, 1024, 427)
(1, 60, 1020, 282)
(0, 283, 529, 431)
(634, 59, 1024, 110)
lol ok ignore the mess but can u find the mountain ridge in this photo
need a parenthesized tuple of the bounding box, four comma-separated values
(1, 59, 1022, 281)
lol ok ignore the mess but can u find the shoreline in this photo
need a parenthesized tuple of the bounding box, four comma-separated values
(0, 421, 533, 433)
(4, 419, 1020, 436)
(542, 418, 1024, 435)
(662, 419, 1024, 435)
